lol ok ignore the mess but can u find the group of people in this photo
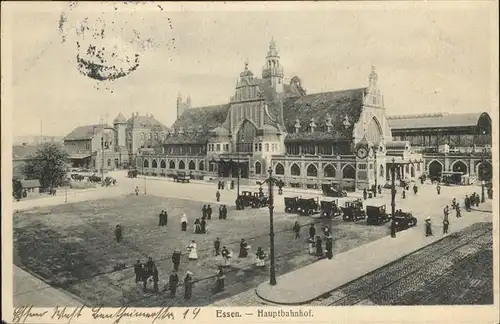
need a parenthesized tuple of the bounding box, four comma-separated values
(134, 257, 160, 292)
(363, 185, 383, 200)
(305, 223, 334, 259)
(401, 183, 419, 199)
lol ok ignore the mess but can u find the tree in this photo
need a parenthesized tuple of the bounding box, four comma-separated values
(13, 179, 23, 200)
(22, 143, 69, 190)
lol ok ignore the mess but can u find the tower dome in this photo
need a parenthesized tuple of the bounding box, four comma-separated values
(113, 113, 127, 124)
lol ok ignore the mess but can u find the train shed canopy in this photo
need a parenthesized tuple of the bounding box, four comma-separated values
(387, 112, 491, 133)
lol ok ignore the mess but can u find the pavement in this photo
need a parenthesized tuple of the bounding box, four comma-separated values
(255, 199, 493, 305)
(13, 266, 84, 307)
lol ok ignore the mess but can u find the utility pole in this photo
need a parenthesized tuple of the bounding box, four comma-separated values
(100, 116, 105, 187)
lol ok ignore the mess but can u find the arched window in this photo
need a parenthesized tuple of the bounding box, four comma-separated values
(428, 160, 443, 178)
(188, 160, 196, 170)
(306, 164, 318, 177)
(140, 133, 145, 142)
(151, 159, 157, 168)
(107, 159, 111, 167)
(209, 162, 214, 172)
(342, 164, 355, 179)
(452, 160, 468, 174)
(265, 143, 269, 152)
(179, 160, 185, 170)
(366, 117, 383, 145)
(169, 160, 175, 169)
(160, 159, 166, 168)
(324, 164, 336, 178)
(143, 159, 150, 168)
(255, 162, 262, 175)
(290, 163, 301, 176)
(199, 161, 204, 171)
(275, 163, 285, 175)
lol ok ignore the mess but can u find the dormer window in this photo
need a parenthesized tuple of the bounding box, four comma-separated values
(294, 119, 301, 134)
(325, 115, 333, 132)
(309, 118, 317, 133)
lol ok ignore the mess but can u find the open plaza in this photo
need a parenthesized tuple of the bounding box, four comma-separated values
(13, 171, 493, 307)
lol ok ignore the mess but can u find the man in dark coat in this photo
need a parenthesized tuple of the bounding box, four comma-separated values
(475, 193, 480, 207)
(456, 205, 462, 218)
(325, 236, 333, 259)
(115, 224, 122, 242)
(169, 270, 179, 298)
(214, 237, 221, 256)
(207, 205, 212, 220)
(239, 239, 248, 258)
(293, 221, 301, 239)
(436, 184, 441, 195)
(134, 260, 143, 283)
(465, 195, 471, 212)
(145, 257, 155, 274)
(363, 188, 368, 200)
(200, 218, 207, 234)
(315, 236, 323, 256)
(309, 224, 316, 240)
(219, 205, 223, 219)
(413, 185, 418, 195)
(216, 190, 221, 202)
(218, 181, 221, 190)
(214, 266, 225, 293)
(402, 189, 406, 199)
(172, 250, 181, 272)
(425, 218, 433, 237)
(443, 219, 449, 235)
(184, 271, 193, 300)
(202, 205, 207, 218)
(159, 211, 164, 226)
(222, 205, 228, 219)
(152, 266, 159, 292)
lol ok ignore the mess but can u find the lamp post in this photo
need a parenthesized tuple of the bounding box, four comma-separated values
(142, 154, 147, 195)
(343, 115, 356, 191)
(390, 158, 397, 238)
(262, 166, 280, 285)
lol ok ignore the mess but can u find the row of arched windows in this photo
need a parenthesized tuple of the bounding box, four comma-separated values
(265, 162, 356, 179)
(141, 159, 204, 171)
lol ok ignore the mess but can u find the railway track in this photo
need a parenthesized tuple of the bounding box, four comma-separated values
(306, 223, 492, 306)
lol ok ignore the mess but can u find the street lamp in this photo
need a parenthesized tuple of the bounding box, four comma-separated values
(237, 134, 244, 197)
(390, 158, 397, 238)
(262, 166, 280, 285)
(141, 154, 147, 195)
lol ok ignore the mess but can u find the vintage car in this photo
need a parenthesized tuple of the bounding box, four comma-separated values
(366, 205, 391, 225)
(284, 196, 299, 213)
(393, 209, 418, 231)
(321, 183, 348, 197)
(297, 198, 321, 216)
(441, 171, 471, 186)
(320, 199, 342, 218)
(127, 169, 138, 178)
(341, 199, 366, 221)
(174, 171, 190, 183)
(236, 191, 269, 208)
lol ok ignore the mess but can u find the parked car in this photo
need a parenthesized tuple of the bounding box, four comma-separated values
(321, 183, 348, 197)
(320, 199, 342, 218)
(297, 198, 321, 216)
(284, 196, 299, 213)
(341, 199, 366, 221)
(238, 191, 269, 208)
(393, 209, 418, 231)
(128, 169, 138, 178)
(366, 205, 391, 225)
(174, 171, 190, 183)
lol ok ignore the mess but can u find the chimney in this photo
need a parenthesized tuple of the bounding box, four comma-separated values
(294, 119, 301, 134)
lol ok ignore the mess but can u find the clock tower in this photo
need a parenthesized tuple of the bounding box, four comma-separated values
(355, 135, 376, 190)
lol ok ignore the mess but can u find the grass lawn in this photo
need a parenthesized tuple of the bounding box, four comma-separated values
(14, 194, 389, 306)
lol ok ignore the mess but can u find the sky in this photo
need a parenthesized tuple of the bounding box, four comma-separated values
(6, 1, 496, 137)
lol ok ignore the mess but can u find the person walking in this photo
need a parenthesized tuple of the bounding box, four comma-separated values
(315, 236, 323, 257)
(159, 211, 164, 226)
(402, 189, 406, 199)
(180, 213, 188, 232)
(222, 205, 228, 219)
(172, 249, 181, 272)
(363, 188, 368, 200)
(214, 266, 225, 293)
(443, 205, 450, 222)
(134, 260, 143, 283)
(436, 184, 441, 195)
(218, 205, 223, 219)
(207, 205, 213, 220)
(187, 240, 198, 260)
(200, 218, 207, 234)
(239, 239, 249, 258)
(325, 235, 333, 260)
(183, 271, 193, 300)
(221, 246, 231, 267)
(152, 266, 159, 293)
(214, 237, 221, 256)
(115, 224, 123, 242)
(413, 184, 418, 195)
(456, 205, 461, 218)
(425, 217, 433, 237)
(443, 219, 449, 235)
(168, 270, 179, 298)
(216, 190, 221, 202)
(309, 224, 316, 240)
(293, 221, 301, 239)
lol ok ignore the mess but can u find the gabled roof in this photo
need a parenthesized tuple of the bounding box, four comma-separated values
(63, 124, 112, 141)
(127, 115, 169, 131)
(387, 112, 490, 130)
(12, 145, 41, 160)
(283, 88, 366, 143)
(165, 104, 231, 145)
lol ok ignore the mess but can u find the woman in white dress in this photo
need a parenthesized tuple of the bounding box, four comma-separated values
(186, 240, 198, 260)
(255, 247, 266, 267)
(308, 238, 315, 255)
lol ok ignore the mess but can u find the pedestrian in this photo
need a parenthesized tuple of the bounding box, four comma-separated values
(443, 219, 449, 235)
(214, 266, 225, 294)
(183, 271, 193, 300)
(207, 205, 212, 220)
(239, 239, 249, 258)
(152, 266, 159, 293)
(255, 247, 266, 267)
(168, 270, 179, 298)
(159, 211, 164, 226)
(172, 249, 181, 272)
(180, 213, 188, 232)
(413, 184, 418, 195)
(218, 181, 221, 190)
(443, 205, 450, 222)
(218, 205, 223, 219)
(134, 260, 143, 283)
(145, 257, 155, 274)
(425, 218, 433, 237)
(163, 210, 168, 226)
(293, 221, 301, 239)
(475, 193, 480, 207)
(222, 205, 228, 219)
(323, 226, 330, 236)
(200, 218, 207, 234)
(402, 189, 406, 199)
(186, 240, 198, 260)
(377, 185, 382, 195)
(465, 195, 471, 212)
(135, 186, 139, 196)
(216, 190, 221, 202)
(325, 235, 333, 260)
(202, 205, 207, 219)
(221, 181, 225, 190)
(194, 219, 201, 234)
(436, 184, 441, 195)
(214, 237, 221, 256)
(315, 236, 323, 257)
(308, 238, 315, 255)
(115, 224, 123, 242)
(221, 246, 231, 267)
(363, 188, 367, 200)
(309, 224, 316, 240)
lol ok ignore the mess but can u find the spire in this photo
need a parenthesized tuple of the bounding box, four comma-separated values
(267, 37, 279, 58)
(369, 65, 378, 88)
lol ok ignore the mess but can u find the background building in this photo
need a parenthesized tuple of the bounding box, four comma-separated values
(137, 39, 425, 190)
